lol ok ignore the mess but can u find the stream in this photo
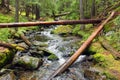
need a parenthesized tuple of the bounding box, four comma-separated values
(25, 26, 87, 80)
(1, 26, 98, 80)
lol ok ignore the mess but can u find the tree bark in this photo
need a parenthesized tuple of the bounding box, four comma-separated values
(20, 34, 32, 47)
(80, 0, 85, 30)
(1, 0, 5, 7)
(35, 4, 40, 20)
(91, 0, 95, 18)
(0, 19, 102, 28)
(47, 11, 115, 80)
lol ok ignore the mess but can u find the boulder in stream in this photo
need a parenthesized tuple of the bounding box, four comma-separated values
(32, 41, 48, 47)
(13, 56, 43, 70)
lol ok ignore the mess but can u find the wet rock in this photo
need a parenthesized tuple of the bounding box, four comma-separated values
(84, 68, 105, 80)
(17, 42, 28, 49)
(30, 50, 44, 57)
(32, 41, 48, 47)
(37, 48, 54, 56)
(0, 70, 16, 80)
(17, 71, 38, 80)
(48, 54, 59, 61)
(0, 47, 14, 68)
(13, 56, 43, 69)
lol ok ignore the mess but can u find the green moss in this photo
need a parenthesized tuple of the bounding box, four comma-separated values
(0, 49, 14, 68)
(102, 71, 118, 80)
(88, 43, 105, 54)
(93, 53, 106, 62)
(72, 25, 80, 34)
(48, 54, 58, 61)
(51, 25, 72, 34)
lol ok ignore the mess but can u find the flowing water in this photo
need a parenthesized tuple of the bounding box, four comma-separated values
(15, 26, 88, 80)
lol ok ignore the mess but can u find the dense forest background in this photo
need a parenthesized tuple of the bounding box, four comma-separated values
(0, 0, 120, 80)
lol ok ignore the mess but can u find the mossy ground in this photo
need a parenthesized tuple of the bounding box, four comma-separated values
(0, 12, 38, 41)
(89, 42, 120, 79)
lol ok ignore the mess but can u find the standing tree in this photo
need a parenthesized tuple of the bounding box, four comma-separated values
(80, 0, 85, 30)
(35, 4, 40, 20)
(91, 0, 95, 18)
(15, 0, 19, 31)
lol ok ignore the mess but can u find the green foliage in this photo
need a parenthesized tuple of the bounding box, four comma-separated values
(72, 25, 80, 34)
(78, 30, 90, 40)
(0, 13, 13, 23)
(104, 16, 120, 52)
(0, 29, 11, 41)
(114, 16, 120, 25)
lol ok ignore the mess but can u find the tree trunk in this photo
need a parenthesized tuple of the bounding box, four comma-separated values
(15, 0, 19, 31)
(25, 5, 30, 18)
(0, 19, 102, 28)
(15, 0, 19, 22)
(1, 0, 5, 7)
(47, 11, 115, 80)
(91, 0, 95, 18)
(35, 4, 40, 20)
(80, 0, 85, 30)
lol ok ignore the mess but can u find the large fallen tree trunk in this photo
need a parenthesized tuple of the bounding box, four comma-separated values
(0, 19, 102, 28)
(47, 11, 115, 80)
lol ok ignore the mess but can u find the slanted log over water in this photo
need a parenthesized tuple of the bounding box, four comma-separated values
(0, 19, 102, 28)
(48, 11, 115, 80)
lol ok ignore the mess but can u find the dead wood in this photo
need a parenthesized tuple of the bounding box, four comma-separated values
(0, 19, 102, 28)
(20, 34, 32, 47)
(47, 11, 115, 80)
(0, 42, 25, 50)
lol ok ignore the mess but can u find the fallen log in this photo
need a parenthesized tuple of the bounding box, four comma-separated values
(0, 19, 102, 28)
(0, 42, 25, 51)
(99, 38, 120, 59)
(47, 11, 115, 80)
(20, 34, 32, 47)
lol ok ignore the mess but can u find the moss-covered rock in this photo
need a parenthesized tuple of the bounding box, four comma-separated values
(0, 47, 14, 68)
(51, 25, 72, 35)
(13, 56, 43, 69)
(48, 54, 59, 61)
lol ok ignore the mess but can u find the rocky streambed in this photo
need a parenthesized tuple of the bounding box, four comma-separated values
(0, 25, 107, 80)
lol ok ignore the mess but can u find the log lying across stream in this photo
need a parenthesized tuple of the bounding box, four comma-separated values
(48, 11, 115, 80)
(0, 19, 102, 28)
